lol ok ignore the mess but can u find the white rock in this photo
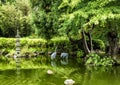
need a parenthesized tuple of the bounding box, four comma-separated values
(47, 70, 54, 75)
(64, 79, 75, 85)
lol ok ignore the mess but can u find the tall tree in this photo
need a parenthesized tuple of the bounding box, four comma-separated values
(0, 0, 33, 37)
(31, 0, 61, 39)
(58, 0, 120, 57)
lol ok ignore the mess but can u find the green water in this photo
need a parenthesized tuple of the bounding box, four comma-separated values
(0, 64, 120, 85)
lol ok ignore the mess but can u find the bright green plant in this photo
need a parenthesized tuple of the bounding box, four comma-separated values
(100, 57, 114, 66)
(86, 53, 115, 66)
(86, 53, 101, 66)
(32, 56, 47, 64)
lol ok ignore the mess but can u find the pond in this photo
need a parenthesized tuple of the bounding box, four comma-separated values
(0, 61, 120, 85)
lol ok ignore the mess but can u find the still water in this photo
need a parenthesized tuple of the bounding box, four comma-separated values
(0, 63, 120, 85)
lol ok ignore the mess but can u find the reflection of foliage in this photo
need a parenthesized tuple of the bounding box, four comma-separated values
(55, 67, 76, 78)
(76, 50, 84, 64)
(86, 53, 115, 66)
(0, 56, 10, 64)
(77, 50, 84, 57)
(32, 56, 47, 64)
(86, 65, 113, 72)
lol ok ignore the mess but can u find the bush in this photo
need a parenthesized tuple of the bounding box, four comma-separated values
(86, 53, 115, 66)
(0, 38, 106, 58)
(49, 37, 70, 52)
(0, 38, 47, 57)
(0, 38, 46, 48)
(21, 38, 46, 48)
(0, 38, 15, 48)
(86, 53, 101, 66)
(0, 37, 71, 57)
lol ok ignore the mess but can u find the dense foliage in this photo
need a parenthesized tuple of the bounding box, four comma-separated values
(0, 0, 120, 64)
(0, 38, 104, 58)
(0, 0, 32, 37)
(86, 53, 115, 66)
(0, 0, 120, 39)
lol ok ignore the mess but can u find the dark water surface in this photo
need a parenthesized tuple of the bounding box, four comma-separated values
(0, 63, 120, 85)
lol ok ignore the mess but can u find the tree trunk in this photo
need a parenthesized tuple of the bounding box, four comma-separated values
(87, 32, 93, 52)
(107, 31, 119, 59)
(82, 29, 90, 54)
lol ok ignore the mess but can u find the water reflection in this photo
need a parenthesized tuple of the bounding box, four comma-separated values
(60, 59, 68, 65)
(80, 66, 120, 85)
(51, 58, 68, 66)
(0, 65, 120, 85)
(51, 60, 56, 67)
(16, 66, 21, 75)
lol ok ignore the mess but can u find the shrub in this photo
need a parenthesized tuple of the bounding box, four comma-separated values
(50, 37, 70, 52)
(86, 53, 115, 66)
(0, 37, 71, 57)
(0, 38, 15, 48)
(86, 53, 101, 66)
(0, 38, 46, 49)
(0, 38, 47, 57)
(21, 38, 47, 47)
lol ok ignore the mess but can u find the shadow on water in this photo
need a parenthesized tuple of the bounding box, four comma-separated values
(0, 60, 120, 85)
(80, 66, 120, 85)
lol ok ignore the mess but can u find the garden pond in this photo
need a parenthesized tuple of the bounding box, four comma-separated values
(0, 60, 120, 85)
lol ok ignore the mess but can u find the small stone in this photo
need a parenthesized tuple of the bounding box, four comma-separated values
(47, 70, 54, 75)
(64, 79, 75, 85)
